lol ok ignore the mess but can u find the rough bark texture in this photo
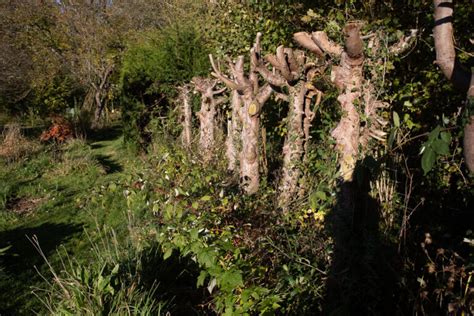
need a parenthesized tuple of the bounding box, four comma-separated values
(178, 84, 192, 148)
(210, 33, 272, 194)
(253, 44, 322, 207)
(279, 83, 307, 206)
(433, 0, 474, 172)
(296, 22, 389, 182)
(226, 90, 242, 172)
(331, 23, 365, 181)
(193, 77, 225, 163)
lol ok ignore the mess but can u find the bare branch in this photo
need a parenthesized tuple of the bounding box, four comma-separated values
(213, 87, 227, 95)
(293, 32, 324, 56)
(389, 29, 418, 56)
(264, 54, 283, 70)
(311, 31, 343, 58)
(276, 46, 291, 79)
(275, 93, 289, 102)
(256, 84, 274, 105)
(255, 63, 287, 87)
(209, 54, 245, 91)
(285, 48, 304, 77)
(215, 96, 227, 105)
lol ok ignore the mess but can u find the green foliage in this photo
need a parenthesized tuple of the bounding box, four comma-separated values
(119, 138, 332, 315)
(120, 25, 210, 149)
(39, 228, 165, 316)
(207, 0, 307, 56)
(420, 126, 452, 175)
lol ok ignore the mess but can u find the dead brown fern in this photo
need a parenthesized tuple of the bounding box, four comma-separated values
(0, 123, 40, 162)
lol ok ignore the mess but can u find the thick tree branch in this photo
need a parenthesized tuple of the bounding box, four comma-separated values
(311, 31, 343, 58)
(433, 0, 473, 93)
(389, 29, 418, 56)
(293, 32, 324, 56)
(256, 84, 273, 105)
(209, 54, 245, 91)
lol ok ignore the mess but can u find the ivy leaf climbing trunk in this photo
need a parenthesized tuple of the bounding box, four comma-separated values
(433, 0, 474, 172)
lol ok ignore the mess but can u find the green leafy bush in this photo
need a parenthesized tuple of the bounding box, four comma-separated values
(120, 25, 209, 151)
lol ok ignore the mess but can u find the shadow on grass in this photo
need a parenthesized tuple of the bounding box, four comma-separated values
(95, 154, 123, 174)
(87, 125, 123, 143)
(125, 247, 214, 315)
(0, 222, 83, 314)
(323, 158, 400, 315)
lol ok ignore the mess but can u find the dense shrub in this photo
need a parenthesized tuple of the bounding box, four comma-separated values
(120, 25, 210, 151)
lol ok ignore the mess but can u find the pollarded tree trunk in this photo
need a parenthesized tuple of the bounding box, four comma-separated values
(240, 94, 263, 193)
(280, 83, 307, 206)
(330, 26, 365, 181)
(178, 84, 192, 148)
(210, 33, 273, 194)
(252, 45, 322, 207)
(192, 77, 226, 163)
(226, 89, 242, 172)
(295, 23, 377, 182)
(433, 0, 474, 172)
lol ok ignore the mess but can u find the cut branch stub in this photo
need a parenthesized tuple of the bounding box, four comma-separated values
(293, 32, 324, 56)
(344, 22, 364, 60)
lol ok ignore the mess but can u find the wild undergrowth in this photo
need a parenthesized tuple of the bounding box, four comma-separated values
(0, 127, 143, 314)
(107, 130, 335, 315)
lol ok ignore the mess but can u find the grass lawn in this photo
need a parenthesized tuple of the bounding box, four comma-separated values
(0, 126, 139, 314)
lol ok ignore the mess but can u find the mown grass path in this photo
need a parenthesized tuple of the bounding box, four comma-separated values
(0, 126, 134, 315)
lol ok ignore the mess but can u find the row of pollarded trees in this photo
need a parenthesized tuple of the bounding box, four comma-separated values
(178, 23, 419, 209)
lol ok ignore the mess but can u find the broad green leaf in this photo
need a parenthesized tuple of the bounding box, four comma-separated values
(197, 270, 208, 287)
(427, 126, 442, 143)
(221, 270, 243, 289)
(163, 248, 173, 260)
(314, 191, 327, 201)
(440, 131, 452, 143)
(432, 139, 449, 155)
(393, 111, 400, 128)
(200, 195, 212, 201)
(421, 147, 435, 175)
